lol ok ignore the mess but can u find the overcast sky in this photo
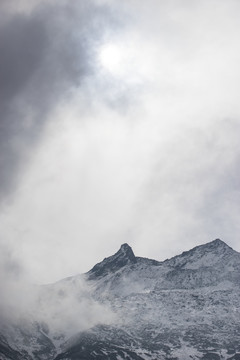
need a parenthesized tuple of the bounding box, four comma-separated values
(0, 0, 240, 284)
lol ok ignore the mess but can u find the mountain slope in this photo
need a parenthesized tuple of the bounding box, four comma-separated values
(1, 239, 240, 360)
(56, 239, 240, 360)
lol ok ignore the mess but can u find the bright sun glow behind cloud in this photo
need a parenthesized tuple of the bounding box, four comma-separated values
(99, 43, 122, 72)
(98, 36, 160, 86)
(98, 40, 144, 82)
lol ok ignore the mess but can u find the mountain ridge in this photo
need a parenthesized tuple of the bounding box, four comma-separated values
(86, 238, 238, 280)
(1, 238, 240, 360)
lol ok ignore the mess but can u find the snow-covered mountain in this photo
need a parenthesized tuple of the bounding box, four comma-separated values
(1, 239, 240, 360)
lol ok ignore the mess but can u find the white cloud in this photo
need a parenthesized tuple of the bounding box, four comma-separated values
(0, 0, 240, 285)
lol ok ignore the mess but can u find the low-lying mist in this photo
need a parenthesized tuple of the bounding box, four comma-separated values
(0, 258, 116, 343)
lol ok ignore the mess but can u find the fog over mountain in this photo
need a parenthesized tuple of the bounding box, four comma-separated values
(1, 1, 240, 358)
(0, 239, 240, 359)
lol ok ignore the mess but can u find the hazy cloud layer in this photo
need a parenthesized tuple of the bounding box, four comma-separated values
(0, 0, 240, 286)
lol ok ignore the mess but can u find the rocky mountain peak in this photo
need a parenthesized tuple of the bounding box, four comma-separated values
(207, 238, 233, 250)
(195, 238, 235, 257)
(165, 238, 237, 270)
(119, 242, 135, 257)
(211, 238, 226, 245)
(87, 243, 136, 279)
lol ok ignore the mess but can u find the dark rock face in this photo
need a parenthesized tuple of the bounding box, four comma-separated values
(0, 337, 23, 360)
(87, 243, 137, 279)
(1, 239, 240, 360)
(0, 320, 56, 360)
(54, 325, 146, 360)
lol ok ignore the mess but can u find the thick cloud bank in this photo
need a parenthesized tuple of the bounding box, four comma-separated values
(0, 0, 113, 201)
(0, 0, 240, 288)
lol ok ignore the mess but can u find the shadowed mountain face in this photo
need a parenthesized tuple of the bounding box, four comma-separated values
(87, 243, 137, 279)
(1, 239, 240, 360)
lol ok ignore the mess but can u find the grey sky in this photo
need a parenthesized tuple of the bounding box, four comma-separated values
(0, 0, 240, 284)
(0, 0, 113, 200)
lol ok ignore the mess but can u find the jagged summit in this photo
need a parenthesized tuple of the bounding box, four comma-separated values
(87, 239, 237, 280)
(119, 243, 135, 259)
(87, 243, 136, 279)
(120, 243, 131, 250)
